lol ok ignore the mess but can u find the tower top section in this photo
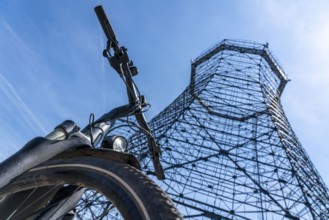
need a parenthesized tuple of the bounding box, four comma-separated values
(191, 39, 289, 95)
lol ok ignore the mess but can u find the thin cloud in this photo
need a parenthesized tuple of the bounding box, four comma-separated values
(0, 74, 47, 134)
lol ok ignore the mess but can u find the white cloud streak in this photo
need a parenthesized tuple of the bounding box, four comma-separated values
(0, 74, 47, 134)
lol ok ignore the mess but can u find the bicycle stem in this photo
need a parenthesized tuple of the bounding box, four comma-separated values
(81, 104, 139, 147)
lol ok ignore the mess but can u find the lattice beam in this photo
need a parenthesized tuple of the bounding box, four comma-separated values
(117, 39, 329, 219)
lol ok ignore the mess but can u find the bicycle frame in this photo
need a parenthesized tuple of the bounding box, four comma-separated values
(0, 4, 166, 219)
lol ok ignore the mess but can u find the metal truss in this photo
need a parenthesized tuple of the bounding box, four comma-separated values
(118, 39, 329, 219)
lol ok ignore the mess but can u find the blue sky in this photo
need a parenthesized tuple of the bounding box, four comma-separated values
(0, 0, 328, 187)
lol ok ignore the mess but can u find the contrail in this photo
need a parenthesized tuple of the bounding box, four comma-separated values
(0, 74, 47, 134)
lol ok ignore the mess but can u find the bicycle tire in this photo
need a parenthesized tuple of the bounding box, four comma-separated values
(0, 157, 182, 220)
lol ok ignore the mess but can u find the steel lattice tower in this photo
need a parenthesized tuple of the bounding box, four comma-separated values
(120, 39, 329, 219)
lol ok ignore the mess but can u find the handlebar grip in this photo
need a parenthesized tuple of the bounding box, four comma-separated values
(94, 5, 117, 44)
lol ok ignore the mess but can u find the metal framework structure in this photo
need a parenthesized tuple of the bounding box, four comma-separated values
(122, 39, 329, 219)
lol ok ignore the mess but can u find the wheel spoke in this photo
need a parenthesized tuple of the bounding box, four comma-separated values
(8, 184, 61, 219)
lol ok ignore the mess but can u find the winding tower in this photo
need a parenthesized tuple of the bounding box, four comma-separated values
(124, 39, 329, 219)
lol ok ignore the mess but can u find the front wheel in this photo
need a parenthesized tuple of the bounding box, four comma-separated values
(0, 157, 182, 220)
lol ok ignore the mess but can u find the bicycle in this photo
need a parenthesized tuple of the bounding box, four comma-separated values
(0, 5, 182, 220)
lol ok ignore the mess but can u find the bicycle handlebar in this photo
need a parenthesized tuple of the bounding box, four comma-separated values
(94, 5, 119, 51)
(95, 5, 139, 105)
(94, 5, 165, 180)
